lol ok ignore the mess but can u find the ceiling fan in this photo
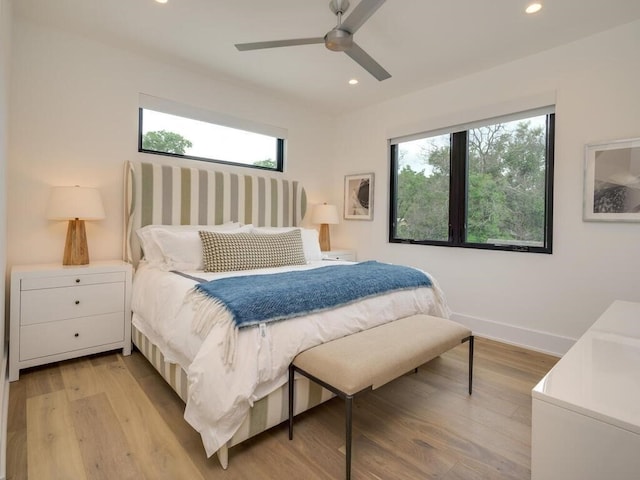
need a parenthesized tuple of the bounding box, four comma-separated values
(234, 0, 391, 81)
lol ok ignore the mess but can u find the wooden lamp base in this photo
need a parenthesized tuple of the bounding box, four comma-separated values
(318, 223, 331, 252)
(63, 219, 90, 265)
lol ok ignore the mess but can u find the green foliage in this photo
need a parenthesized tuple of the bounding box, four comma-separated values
(253, 158, 277, 168)
(395, 165, 449, 241)
(465, 172, 508, 242)
(142, 130, 193, 155)
(395, 119, 548, 245)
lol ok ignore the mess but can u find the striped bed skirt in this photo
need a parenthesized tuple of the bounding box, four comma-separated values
(131, 325, 335, 468)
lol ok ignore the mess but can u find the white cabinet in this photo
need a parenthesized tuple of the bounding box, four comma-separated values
(531, 300, 640, 480)
(9, 261, 132, 381)
(322, 249, 356, 261)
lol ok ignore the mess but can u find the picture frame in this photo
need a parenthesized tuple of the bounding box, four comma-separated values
(583, 137, 640, 222)
(344, 173, 374, 220)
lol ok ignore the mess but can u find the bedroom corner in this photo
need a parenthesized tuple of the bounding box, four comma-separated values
(0, 0, 12, 478)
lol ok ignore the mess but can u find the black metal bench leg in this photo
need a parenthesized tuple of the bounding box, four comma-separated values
(469, 335, 474, 395)
(288, 364, 294, 440)
(345, 395, 353, 480)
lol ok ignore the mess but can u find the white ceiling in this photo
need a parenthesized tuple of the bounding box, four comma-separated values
(13, 0, 640, 114)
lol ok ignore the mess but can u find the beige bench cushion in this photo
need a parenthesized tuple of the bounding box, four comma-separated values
(293, 314, 471, 395)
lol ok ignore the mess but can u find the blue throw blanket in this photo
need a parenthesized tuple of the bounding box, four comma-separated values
(192, 261, 432, 328)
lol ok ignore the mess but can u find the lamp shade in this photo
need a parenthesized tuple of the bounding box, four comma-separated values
(311, 203, 339, 225)
(46, 186, 105, 220)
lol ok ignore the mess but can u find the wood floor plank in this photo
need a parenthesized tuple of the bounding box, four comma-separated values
(376, 373, 532, 446)
(120, 351, 157, 381)
(361, 387, 531, 478)
(88, 351, 121, 368)
(7, 378, 26, 434)
(69, 392, 144, 480)
(7, 378, 27, 480)
(443, 457, 525, 480)
(94, 357, 205, 480)
(26, 390, 88, 480)
(473, 338, 558, 374)
(222, 427, 330, 480)
(351, 432, 452, 480)
(133, 369, 198, 446)
(5, 430, 27, 480)
(60, 358, 104, 402)
(275, 401, 358, 479)
(24, 365, 64, 399)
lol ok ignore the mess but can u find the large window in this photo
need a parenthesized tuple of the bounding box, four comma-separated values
(138, 96, 285, 172)
(390, 109, 555, 253)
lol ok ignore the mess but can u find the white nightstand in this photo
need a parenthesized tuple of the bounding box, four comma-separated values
(9, 260, 132, 381)
(322, 249, 357, 261)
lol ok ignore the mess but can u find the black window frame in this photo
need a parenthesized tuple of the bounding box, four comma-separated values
(389, 113, 555, 254)
(138, 108, 285, 173)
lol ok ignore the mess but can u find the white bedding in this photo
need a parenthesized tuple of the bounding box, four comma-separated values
(131, 260, 449, 456)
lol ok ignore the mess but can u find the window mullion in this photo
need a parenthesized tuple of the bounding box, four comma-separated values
(449, 131, 467, 245)
(388, 144, 400, 243)
(543, 113, 555, 250)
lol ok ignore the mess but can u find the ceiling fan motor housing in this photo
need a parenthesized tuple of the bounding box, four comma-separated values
(325, 29, 353, 51)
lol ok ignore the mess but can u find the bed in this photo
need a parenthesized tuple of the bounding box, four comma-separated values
(124, 160, 450, 468)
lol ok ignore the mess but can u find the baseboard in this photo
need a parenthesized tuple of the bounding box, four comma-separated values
(450, 312, 575, 357)
(0, 347, 7, 480)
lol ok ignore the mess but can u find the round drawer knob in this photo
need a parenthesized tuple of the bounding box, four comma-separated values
(75, 278, 81, 283)
(74, 333, 79, 338)
(75, 300, 80, 305)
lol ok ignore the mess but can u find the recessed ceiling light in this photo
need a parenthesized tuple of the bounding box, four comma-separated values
(525, 2, 542, 14)
(348, 79, 359, 85)
(155, 0, 168, 4)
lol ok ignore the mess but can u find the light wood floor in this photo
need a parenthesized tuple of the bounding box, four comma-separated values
(6, 337, 557, 480)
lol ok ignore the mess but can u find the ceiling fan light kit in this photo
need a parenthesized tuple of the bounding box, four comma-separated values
(325, 29, 352, 52)
(235, 0, 391, 81)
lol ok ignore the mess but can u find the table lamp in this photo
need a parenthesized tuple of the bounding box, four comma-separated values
(311, 203, 339, 251)
(46, 186, 106, 265)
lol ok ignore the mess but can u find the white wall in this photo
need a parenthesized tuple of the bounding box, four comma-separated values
(0, 0, 10, 346)
(0, 2, 11, 476)
(332, 20, 640, 355)
(8, 18, 335, 267)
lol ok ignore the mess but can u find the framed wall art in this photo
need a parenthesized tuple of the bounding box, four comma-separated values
(344, 173, 374, 220)
(583, 138, 640, 222)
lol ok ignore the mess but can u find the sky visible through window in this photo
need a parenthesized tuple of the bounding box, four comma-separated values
(141, 109, 278, 165)
(398, 115, 546, 175)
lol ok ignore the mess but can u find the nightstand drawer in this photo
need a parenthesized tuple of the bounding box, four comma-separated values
(19, 312, 125, 361)
(21, 271, 125, 291)
(20, 282, 124, 326)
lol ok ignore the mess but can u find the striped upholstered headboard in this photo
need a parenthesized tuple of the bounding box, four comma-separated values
(124, 161, 307, 264)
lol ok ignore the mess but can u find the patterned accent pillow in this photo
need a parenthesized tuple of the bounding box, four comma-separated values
(200, 230, 307, 272)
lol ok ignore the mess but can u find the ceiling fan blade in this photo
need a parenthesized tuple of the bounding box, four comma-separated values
(340, 0, 386, 34)
(235, 38, 324, 51)
(345, 42, 391, 81)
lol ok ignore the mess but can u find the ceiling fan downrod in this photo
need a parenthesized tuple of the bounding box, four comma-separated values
(329, 0, 350, 18)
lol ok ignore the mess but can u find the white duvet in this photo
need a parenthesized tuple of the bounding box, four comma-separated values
(131, 261, 449, 456)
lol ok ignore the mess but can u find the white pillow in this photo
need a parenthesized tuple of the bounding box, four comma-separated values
(251, 226, 323, 262)
(136, 226, 165, 264)
(136, 223, 247, 269)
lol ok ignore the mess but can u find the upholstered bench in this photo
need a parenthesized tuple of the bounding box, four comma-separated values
(288, 314, 474, 480)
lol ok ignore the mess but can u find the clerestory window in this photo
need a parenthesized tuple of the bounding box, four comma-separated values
(138, 95, 285, 172)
